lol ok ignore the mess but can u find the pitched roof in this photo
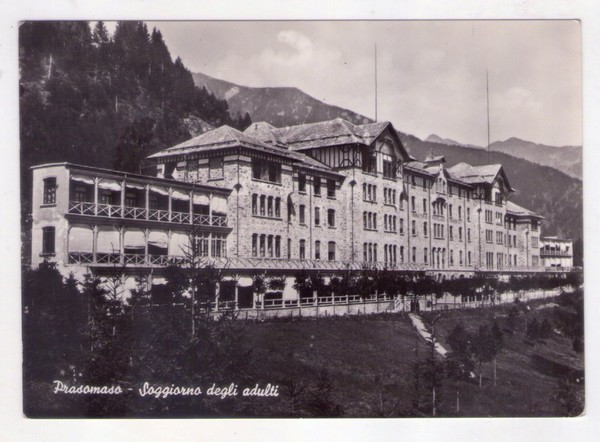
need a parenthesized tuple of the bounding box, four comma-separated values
(147, 125, 291, 160)
(506, 201, 543, 219)
(445, 162, 513, 189)
(243, 122, 287, 148)
(269, 118, 391, 151)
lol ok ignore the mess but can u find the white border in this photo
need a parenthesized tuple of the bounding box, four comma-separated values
(1, 1, 598, 441)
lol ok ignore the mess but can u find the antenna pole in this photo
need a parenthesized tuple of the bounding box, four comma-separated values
(486, 70, 490, 162)
(375, 44, 378, 122)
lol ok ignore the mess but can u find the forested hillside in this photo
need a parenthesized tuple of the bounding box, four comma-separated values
(19, 21, 251, 211)
(400, 134, 583, 265)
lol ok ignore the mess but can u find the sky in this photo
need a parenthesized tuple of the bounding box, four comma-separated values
(120, 21, 580, 147)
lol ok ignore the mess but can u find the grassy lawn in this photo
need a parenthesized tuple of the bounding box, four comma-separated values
(241, 313, 428, 417)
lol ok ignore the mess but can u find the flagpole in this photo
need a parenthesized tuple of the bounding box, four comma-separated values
(486, 70, 491, 162)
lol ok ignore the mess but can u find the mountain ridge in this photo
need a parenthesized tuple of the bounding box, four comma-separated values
(192, 71, 373, 128)
(424, 133, 582, 180)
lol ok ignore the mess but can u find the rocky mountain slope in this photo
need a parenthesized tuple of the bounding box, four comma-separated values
(426, 133, 582, 180)
(192, 72, 372, 127)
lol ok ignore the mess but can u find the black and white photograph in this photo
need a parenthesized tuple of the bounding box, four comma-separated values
(17, 18, 586, 420)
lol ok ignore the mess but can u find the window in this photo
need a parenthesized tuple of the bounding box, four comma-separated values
(450, 250, 454, 266)
(42, 226, 55, 255)
(313, 178, 321, 196)
(100, 191, 114, 205)
(468, 251, 472, 266)
(486, 229, 493, 243)
(373, 244, 378, 262)
(327, 209, 336, 227)
(267, 235, 273, 257)
(327, 179, 336, 198)
(252, 159, 281, 183)
(259, 235, 266, 257)
(485, 210, 493, 224)
(449, 204, 453, 219)
(399, 218, 404, 235)
(211, 234, 226, 258)
(252, 234, 257, 257)
(532, 256, 539, 267)
(459, 227, 463, 241)
(314, 207, 321, 226)
(467, 208, 471, 222)
(532, 221, 539, 232)
(458, 206, 462, 220)
(328, 242, 336, 261)
(252, 194, 258, 215)
(43, 178, 57, 205)
(467, 228, 471, 242)
(362, 151, 376, 174)
(383, 154, 394, 179)
(73, 185, 89, 203)
(299, 240, 306, 260)
(459, 250, 463, 266)
(411, 196, 416, 212)
(424, 248, 428, 264)
(496, 212, 503, 225)
(412, 247, 416, 263)
(299, 205, 306, 224)
(423, 222, 428, 237)
(267, 196, 273, 217)
(260, 195, 266, 216)
(125, 192, 138, 208)
(496, 231, 503, 245)
(423, 198, 427, 213)
(495, 192, 503, 206)
(412, 220, 416, 236)
(287, 239, 291, 259)
(209, 157, 224, 180)
(275, 236, 281, 258)
(298, 173, 306, 192)
(315, 241, 321, 260)
(531, 236, 539, 248)
(275, 198, 281, 218)
(449, 226, 453, 240)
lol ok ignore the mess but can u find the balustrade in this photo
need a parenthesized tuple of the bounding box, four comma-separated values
(68, 201, 227, 227)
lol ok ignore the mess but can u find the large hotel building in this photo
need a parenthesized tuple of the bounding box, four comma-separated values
(31, 118, 551, 310)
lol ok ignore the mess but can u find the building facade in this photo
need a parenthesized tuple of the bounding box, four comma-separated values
(31, 163, 231, 289)
(31, 118, 552, 308)
(540, 236, 574, 268)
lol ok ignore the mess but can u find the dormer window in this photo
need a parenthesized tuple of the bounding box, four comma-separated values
(382, 154, 394, 179)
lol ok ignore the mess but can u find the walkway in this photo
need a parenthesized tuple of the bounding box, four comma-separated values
(407, 313, 448, 357)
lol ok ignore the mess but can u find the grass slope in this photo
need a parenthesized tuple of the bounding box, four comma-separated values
(421, 299, 584, 416)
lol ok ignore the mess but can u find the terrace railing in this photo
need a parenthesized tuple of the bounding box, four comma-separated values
(68, 201, 227, 227)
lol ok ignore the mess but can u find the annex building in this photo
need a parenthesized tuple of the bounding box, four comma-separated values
(31, 118, 564, 312)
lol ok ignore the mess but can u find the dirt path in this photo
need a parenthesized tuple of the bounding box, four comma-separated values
(407, 313, 448, 357)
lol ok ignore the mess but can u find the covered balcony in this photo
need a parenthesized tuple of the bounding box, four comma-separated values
(67, 173, 228, 227)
